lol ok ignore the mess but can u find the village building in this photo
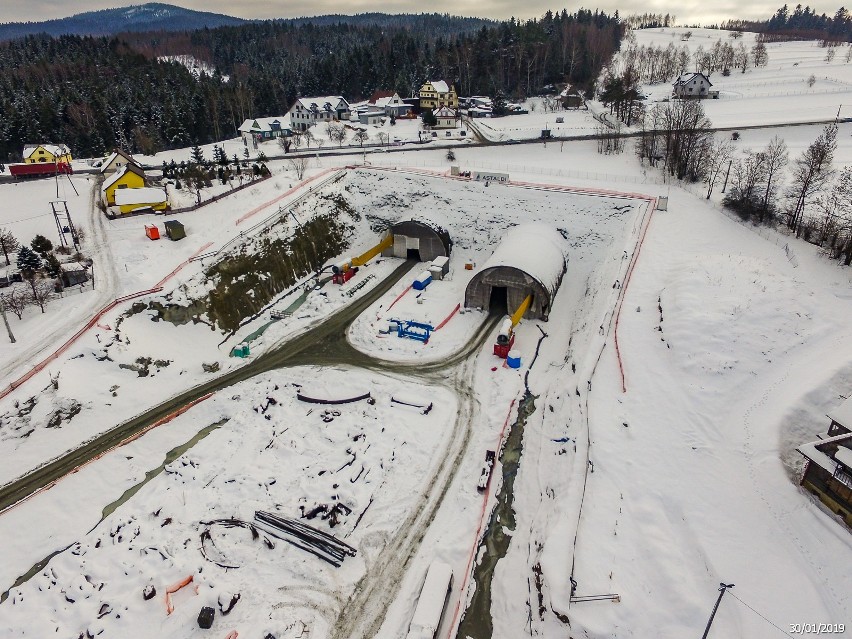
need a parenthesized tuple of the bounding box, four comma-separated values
(59, 262, 89, 288)
(357, 108, 386, 126)
(99, 149, 142, 176)
(672, 72, 717, 99)
(113, 187, 169, 215)
(102, 164, 147, 206)
(237, 116, 292, 142)
(797, 394, 852, 527)
(432, 106, 458, 129)
(288, 96, 350, 132)
(419, 81, 458, 110)
(370, 91, 411, 117)
(23, 143, 72, 164)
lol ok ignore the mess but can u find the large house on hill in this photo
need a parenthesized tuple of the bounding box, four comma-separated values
(419, 81, 458, 110)
(672, 72, 717, 99)
(288, 96, 350, 132)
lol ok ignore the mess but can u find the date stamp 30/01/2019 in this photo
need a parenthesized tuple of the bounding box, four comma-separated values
(789, 623, 846, 635)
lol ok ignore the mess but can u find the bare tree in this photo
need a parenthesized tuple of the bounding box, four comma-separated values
(807, 74, 817, 88)
(303, 129, 315, 148)
(377, 132, 389, 146)
(826, 48, 837, 63)
(2, 288, 28, 319)
(751, 41, 768, 67)
(277, 136, 292, 153)
(353, 129, 370, 147)
(290, 132, 303, 151)
(288, 156, 310, 180)
(724, 150, 768, 219)
(786, 123, 837, 233)
(28, 280, 54, 314)
(759, 136, 789, 223)
(735, 42, 749, 73)
(704, 138, 735, 198)
(326, 123, 348, 147)
(0, 228, 19, 266)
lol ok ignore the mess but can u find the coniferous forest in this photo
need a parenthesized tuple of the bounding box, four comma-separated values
(0, 11, 622, 162)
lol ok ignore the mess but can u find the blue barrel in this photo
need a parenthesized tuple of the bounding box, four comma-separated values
(507, 350, 521, 369)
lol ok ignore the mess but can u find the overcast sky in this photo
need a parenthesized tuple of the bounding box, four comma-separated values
(2, 0, 840, 26)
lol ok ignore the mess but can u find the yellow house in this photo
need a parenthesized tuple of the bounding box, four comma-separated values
(114, 187, 169, 215)
(23, 143, 72, 164)
(102, 164, 146, 206)
(419, 80, 458, 110)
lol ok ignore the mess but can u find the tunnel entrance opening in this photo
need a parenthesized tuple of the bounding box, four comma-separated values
(489, 286, 508, 316)
(406, 248, 421, 261)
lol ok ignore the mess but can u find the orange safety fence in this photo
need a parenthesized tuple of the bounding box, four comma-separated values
(165, 575, 197, 615)
(612, 199, 657, 393)
(382, 284, 412, 316)
(446, 397, 517, 639)
(224, 632, 239, 639)
(235, 167, 339, 225)
(0, 242, 213, 402)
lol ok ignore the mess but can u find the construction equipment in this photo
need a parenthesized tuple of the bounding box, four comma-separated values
(330, 234, 393, 285)
(494, 293, 532, 358)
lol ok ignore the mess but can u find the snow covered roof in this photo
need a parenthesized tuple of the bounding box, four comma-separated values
(114, 187, 167, 206)
(99, 149, 140, 174)
(23, 143, 70, 159)
(295, 96, 349, 112)
(479, 223, 569, 296)
(428, 80, 450, 93)
(433, 106, 456, 117)
(59, 261, 88, 273)
(238, 116, 291, 133)
(674, 72, 712, 86)
(102, 164, 146, 192)
(407, 562, 453, 638)
(828, 395, 852, 429)
(798, 432, 852, 486)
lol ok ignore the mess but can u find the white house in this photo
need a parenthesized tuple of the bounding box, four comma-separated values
(672, 72, 713, 99)
(288, 96, 351, 132)
(238, 116, 292, 141)
(99, 149, 142, 175)
(370, 91, 411, 117)
(433, 106, 458, 129)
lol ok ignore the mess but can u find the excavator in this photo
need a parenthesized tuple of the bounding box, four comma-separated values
(331, 234, 394, 284)
(494, 293, 532, 358)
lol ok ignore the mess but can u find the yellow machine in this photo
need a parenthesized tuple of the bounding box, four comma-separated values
(495, 293, 532, 357)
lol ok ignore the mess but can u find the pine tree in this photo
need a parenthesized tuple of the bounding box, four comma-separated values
(44, 253, 62, 279)
(0, 228, 20, 266)
(190, 144, 205, 165)
(30, 234, 53, 256)
(16, 246, 42, 296)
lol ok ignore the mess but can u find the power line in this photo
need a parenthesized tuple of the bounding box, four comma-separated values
(727, 591, 796, 638)
(1, 213, 53, 225)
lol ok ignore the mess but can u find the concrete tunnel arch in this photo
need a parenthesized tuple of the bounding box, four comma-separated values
(464, 223, 568, 321)
(383, 217, 452, 262)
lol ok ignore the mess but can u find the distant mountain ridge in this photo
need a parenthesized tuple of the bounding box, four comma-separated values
(0, 3, 247, 41)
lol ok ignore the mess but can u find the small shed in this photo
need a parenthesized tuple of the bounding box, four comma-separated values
(431, 256, 450, 279)
(145, 224, 160, 240)
(60, 262, 89, 287)
(164, 220, 186, 241)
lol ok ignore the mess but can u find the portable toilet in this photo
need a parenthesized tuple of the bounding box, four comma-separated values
(507, 350, 522, 369)
(657, 196, 669, 211)
(164, 220, 186, 241)
(145, 224, 160, 240)
(412, 271, 432, 291)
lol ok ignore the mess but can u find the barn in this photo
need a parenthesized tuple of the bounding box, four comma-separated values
(464, 223, 568, 321)
(384, 216, 452, 262)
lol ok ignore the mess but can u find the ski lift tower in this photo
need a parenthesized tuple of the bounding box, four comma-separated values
(51, 200, 80, 251)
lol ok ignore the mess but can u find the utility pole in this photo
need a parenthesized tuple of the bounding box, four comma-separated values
(0, 295, 15, 343)
(701, 583, 734, 639)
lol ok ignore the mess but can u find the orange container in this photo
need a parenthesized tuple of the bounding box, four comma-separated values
(145, 225, 160, 240)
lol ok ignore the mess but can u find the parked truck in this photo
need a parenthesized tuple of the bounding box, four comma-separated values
(8, 162, 73, 179)
(406, 561, 454, 639)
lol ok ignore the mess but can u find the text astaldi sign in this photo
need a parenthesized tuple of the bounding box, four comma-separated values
(471, 171, 509, 183)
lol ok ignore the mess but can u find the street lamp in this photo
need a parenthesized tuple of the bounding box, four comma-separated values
(701, 583, 735, 639)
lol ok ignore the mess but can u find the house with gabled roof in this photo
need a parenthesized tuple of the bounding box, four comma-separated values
(100, 149, 142, 175)
(432, 106, 458, 129)
(102, 163, 147, 206)
(672, 72, 715, 99)
(23, 143, 72, 165)
(238, 116, 292, 141)
(419, 81, 458, 110)
(288, 96, 351, 132)
(370, 90, 411, 117)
